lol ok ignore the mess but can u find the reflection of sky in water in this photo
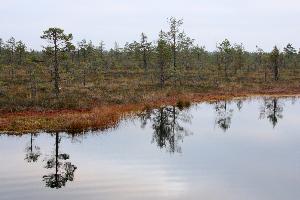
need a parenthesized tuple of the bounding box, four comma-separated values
(0, 97, 299, 200)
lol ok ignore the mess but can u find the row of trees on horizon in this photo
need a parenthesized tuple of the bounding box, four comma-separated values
(0, 17, 299, 98)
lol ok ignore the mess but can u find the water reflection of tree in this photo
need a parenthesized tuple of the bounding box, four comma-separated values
(236, 99, 243, 111)
(214, 101, 234, 132)
(43, 132, 77, 189)
(260, 98, 283, 128)
(140, 106, 192, 153)
(25, 133, 41, 163)
(290, 96, 297, 105)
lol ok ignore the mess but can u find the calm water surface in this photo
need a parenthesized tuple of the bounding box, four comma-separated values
(0, 97, 300, 200)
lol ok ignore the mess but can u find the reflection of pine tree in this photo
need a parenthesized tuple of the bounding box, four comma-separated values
(290, 97, 297, 105)
(260, 98, 283, 128)
(236, 99, 243, 111)
(25, 133, 41, 163)
(139, 108, 152, 129)
(43, 132, 77, 189)
(140, 106, 192, 153)
(214, 101, 234, 132)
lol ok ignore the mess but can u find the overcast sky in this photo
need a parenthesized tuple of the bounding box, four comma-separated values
(1, 0, 299, 51)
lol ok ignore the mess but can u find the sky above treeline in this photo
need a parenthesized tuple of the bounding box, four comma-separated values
(1, 0, 299, 51)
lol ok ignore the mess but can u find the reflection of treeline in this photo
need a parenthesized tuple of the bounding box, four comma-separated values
(139, 97, 285, 153)
(0, 17, 299, 110)
(214, 98, 284, 131)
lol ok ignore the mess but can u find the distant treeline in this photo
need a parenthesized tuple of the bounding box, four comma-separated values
(0, 17, 299, 110)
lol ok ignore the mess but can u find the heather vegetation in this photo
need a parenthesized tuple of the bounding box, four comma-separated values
(0, 17, 300, 113)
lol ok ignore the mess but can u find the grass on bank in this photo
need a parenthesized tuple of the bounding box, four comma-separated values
(0, 66, 300, 133)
